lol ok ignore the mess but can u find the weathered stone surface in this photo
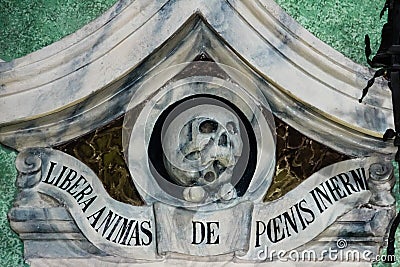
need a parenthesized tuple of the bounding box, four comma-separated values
(0, 0, 394, 156)
(9, 148, 395, 265)
(2, 0, 397, 266)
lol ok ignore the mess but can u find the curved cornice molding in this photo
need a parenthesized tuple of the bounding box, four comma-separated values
(0, 0, 394, 156)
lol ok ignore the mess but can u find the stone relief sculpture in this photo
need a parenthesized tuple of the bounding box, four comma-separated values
(163, 105, 243, 202)
(0, 0, 397, 266)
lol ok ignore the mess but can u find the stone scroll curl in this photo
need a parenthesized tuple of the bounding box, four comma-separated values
(241, 157, 378, 261)
(17, 148, 159, 260)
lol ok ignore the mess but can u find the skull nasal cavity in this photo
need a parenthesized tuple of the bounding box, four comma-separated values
(199, 120, 218, 133)
(218, 133, 228, 146)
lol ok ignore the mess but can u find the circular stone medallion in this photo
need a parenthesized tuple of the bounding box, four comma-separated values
(123, 62, 276, 209)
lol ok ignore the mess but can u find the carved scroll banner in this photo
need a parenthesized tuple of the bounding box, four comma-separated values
(241, 158, 373, 261)
(33, 148, 159, 260)
(21, 148, 380, 260)
(154, 201, 253, 256)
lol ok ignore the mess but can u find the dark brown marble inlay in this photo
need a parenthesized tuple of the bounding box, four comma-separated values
(264, 117, 350, 201)
(56, 116, 144, 206)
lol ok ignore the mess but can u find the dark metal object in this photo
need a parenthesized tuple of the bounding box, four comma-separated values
(360, 0, 400, 262)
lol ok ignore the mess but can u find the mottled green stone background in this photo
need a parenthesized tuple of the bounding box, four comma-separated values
(0, 0, 397, 266)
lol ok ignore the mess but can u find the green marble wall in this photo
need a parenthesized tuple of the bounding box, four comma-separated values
(275, 0, 386, 64)
(0, 0, 396, 266)
(0, 0, 117, 61)
(0, 146, 20, 266)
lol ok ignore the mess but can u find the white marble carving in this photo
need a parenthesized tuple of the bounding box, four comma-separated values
(15, 148, 159, 260)
(0, 0, 394, 156)
(241, 157, 377, 260)
(123, 63, 276, 209)
(154, 201, 253, 256)
(163, 105, 243, 202)
(1, 0, 397, 265)
(163, 105, 243, 187)
(9, 147, 395, 265)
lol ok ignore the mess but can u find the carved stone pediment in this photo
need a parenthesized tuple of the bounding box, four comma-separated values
(0, 0, 393, 155)
(0, 0, 395, 266)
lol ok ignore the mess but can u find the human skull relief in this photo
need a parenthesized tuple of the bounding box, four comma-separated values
(163, 105, 243, 202)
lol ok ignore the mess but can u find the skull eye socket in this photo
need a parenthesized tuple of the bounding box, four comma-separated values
(226, 121, 238, 134)
(199, 120, 218, 133)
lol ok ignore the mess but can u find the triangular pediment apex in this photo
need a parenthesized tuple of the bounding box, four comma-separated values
(0, 0, 394, 156)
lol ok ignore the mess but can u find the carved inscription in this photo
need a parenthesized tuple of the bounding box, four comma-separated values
(255, 168, 368, 246)
(192, 221, 220, 245)
(43, 161, 153, 247)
